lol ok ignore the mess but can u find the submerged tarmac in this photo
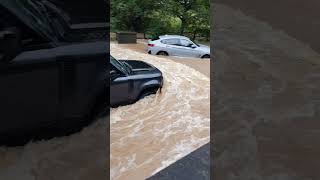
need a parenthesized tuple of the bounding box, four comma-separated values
(110, 43, 210, 180)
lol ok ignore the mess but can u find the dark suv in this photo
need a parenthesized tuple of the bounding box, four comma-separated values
(0, 0, 108, 145)
(110, 56, 163, 107)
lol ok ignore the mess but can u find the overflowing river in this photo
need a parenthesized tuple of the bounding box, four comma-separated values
(110, 43, 210, 180)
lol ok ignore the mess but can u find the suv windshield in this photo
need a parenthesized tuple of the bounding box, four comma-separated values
(110, 56, 131, 74)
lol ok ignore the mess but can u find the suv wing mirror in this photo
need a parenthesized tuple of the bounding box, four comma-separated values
(190, 44, 197, 48)
(0, 27, 21, 63)
(110, 70, 120, 81)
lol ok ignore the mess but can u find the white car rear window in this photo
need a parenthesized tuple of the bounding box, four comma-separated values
(161, 38, 180, 46)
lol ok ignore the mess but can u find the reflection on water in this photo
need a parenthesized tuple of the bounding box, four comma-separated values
(111, 43, 210, 180)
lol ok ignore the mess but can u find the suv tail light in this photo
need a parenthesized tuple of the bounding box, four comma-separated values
(148, 43, 155, 47)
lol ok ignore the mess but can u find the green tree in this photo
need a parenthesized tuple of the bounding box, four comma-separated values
(111, 0, 159, 33)
(185, 0, 210, 40)
(111, 0, 210, 40)
(158, 0, 196, 35)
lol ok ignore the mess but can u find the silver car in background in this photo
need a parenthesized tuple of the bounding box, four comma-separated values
(147, 35, 210, 58)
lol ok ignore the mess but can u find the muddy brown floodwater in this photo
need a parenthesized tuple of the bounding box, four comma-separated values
(120, 39, 211, 77)
(213, 3, 320, 180)
(0, 117, 107, 180)
(110, 43, 210, 180)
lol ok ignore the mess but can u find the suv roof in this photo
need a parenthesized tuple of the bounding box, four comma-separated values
(159, 35, 190, 40)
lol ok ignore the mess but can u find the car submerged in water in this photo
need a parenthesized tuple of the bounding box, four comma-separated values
(147, 35, 210, 58)
(0, 0, 108, 145)
(110, 55, 163, 107)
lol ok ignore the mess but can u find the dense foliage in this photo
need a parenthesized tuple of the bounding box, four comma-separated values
(111, 0, 210, 40)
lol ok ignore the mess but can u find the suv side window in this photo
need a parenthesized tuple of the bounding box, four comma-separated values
(160, 39, 167, 44)
(0, 6, 50, 51)
(180, 39, 194, 47)
(161, 38, 180, 46)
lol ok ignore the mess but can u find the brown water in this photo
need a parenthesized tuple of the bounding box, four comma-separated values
(0, 43, 210, 180)
(1, 3, 319, 179)
(0, 118, 107, 180)
(110, 43, 210, 180)
(119, 40, 211, 77)
(213, 4, 320, 180)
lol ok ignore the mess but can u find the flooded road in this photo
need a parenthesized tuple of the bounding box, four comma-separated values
(213, 4, 320, 179)
(110, 43, 210, 180)
(0, 43, 209, 180)
(120, 39, 211, 77)
(0, 117, 107, 180)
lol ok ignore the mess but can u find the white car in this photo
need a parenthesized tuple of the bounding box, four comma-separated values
(147, 35, 210, 58)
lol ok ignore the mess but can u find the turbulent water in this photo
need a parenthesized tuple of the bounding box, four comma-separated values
(0, 117, 107, 180)
(3, 3, 320, 179)
(213, 4, 320, 180)
(110, 43, 210, 180)
(0, 42, 209, 180)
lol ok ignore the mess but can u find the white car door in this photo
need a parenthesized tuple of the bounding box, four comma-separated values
(178, 39, 201, 57)
(162, 38, 201, 57)
(161, 38, 182, 56)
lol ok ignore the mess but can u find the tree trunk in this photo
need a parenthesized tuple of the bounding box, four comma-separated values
(192, 30, 197, 41)
(180, 18, 185, 35)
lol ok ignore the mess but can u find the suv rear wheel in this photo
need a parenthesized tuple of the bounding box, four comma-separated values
(157, 51, 168, 56)
(201, 54, 210, 58)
